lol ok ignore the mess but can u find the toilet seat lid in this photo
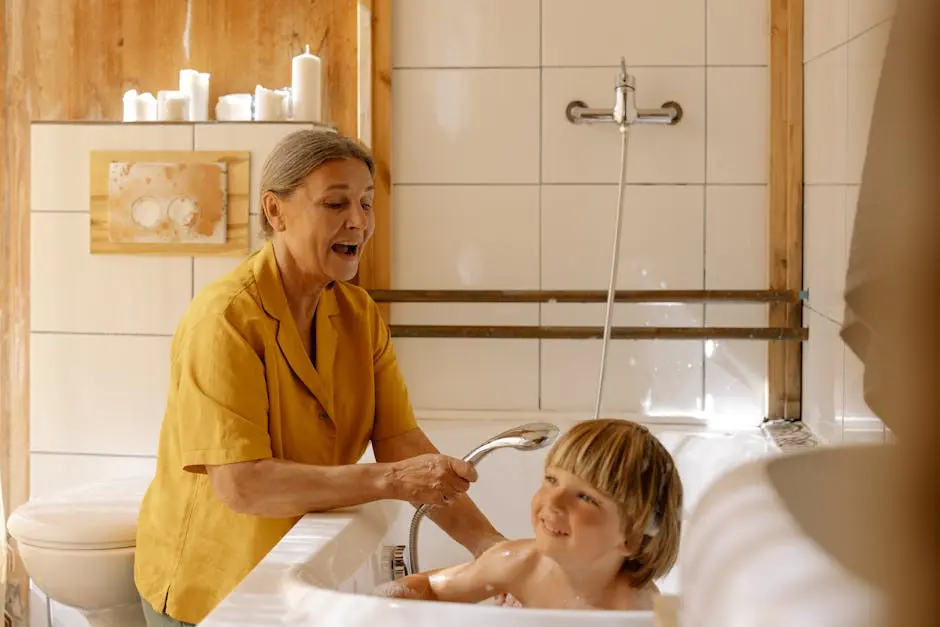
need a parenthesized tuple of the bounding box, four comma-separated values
(7, 476, 152, 550)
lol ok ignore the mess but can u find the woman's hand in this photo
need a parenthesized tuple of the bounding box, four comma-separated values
(387, 454, 479, 506)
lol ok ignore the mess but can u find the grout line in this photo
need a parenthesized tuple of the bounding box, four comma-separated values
(537, 0, 543, 411)
(701, 0, 709, 407)
(392, 182, 765, 188)
(30, 450, 157, 459)
(31, 330, 173, 338)
(392, 64, 769, 71)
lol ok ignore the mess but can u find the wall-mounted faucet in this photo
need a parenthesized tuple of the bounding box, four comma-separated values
(566, 57, 682, 127)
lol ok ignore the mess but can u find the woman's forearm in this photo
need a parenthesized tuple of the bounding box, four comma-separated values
(207, 457, 397, 517)
(422, 494, 503, 557)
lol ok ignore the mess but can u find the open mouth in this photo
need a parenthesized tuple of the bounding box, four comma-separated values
(540, 519, 569, 538)
(331, 243, 360, 257)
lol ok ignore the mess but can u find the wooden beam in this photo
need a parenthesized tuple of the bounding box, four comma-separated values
(768, 0, 804, 420)
(355, 0, 392, 319)
(1, 0, 32, 623)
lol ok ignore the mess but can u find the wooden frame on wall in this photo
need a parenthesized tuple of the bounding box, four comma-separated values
(767, 0, 805, 420)
(88, 150, 250, 256)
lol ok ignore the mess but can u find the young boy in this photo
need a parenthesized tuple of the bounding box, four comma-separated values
(374, 418, 683, 610)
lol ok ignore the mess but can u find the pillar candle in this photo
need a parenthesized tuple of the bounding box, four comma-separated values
(215, 94, 253, 121)
(179, 69, 210, 121)
(291, 45, 322, 122)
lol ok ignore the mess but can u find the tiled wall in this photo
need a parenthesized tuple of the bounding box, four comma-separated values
(28, 122, 318, 500)
(802, 0, 895, 444)
(389, 0, 771, 423)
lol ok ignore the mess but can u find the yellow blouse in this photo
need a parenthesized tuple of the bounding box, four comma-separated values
(134, 242, 418, 624)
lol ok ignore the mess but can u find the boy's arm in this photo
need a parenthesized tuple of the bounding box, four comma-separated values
(374, 540, 535, 604)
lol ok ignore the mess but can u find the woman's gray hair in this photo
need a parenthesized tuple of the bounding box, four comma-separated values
(259, 130, 375, 235)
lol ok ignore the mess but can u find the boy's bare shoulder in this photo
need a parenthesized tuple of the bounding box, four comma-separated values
(479, 539, 541, 580)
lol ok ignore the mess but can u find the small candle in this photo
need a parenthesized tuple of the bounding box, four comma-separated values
(135, 93, 158, 121)
(253, 85, 288, 121)
(215, 94, 253, 121)
(122, 90, 139, 122)
(158, 90, 190, 121)
(291, 45, 322, 122)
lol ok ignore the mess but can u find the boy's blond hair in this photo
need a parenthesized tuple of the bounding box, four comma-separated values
(544, 418, 683, 588)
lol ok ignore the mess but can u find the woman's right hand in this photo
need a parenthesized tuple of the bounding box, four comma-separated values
(387, 454, 479, 506)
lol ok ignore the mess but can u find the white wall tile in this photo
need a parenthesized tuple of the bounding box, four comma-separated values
(192, 217, 265, 295)
(705, 185, 767, 289)
(703, 305, 767, 423)
(393, 339, 539, 410)
(393, 69, 540, 184)
(703, 186, 767, 423)
(848, 0, 896, 38)
(541, 0, 705, 67)
(804, 47, 849, 184)
(540, 340, 704, 415)
(843, 346, 876, 421)
(392, 0, 540, 68)
(30, 213, 192, 334)
(706, 0, 770, 66)
(391, 185, 540, 289)
(804, 186, 847, 323)
(30, 334, 170, 456)
(541, 184, 705, 291)
(845, 185, 860, 247)
(193, 123, 317, 216)
(801, 310, 844, 444)
(847, 21, 891, 184)
(542, 67, 705, 184)
(390, 184, 540, 326)
(30, 123, 193, 212)
(706, 67, 769, 184)
(804, 0, 848, 61)
(29, 453, 155, 499)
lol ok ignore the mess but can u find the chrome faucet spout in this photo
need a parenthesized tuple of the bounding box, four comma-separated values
(566, 57, 681, 127)
(405, 422, 559, 574)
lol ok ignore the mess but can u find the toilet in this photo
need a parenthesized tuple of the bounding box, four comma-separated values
(7, 475, 154, 627)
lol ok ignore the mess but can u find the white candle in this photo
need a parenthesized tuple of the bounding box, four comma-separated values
(179, 69, 210, 121)
(291, 45, 322, 122)
(253, 85, 288, 121)
(276, 88, 292, 120)
(158, 90, 190, 121)
(135, 93, 158, 121)
(215, 94, 253, 121)
(122, 90, 139, 122)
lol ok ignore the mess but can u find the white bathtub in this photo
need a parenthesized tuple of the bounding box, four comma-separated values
(201, 418, 774, 626)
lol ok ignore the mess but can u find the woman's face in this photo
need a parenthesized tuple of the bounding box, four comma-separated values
(266, 158, 375, 283)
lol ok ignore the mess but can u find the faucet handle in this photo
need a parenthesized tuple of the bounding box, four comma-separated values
(619, 57, 628, 81)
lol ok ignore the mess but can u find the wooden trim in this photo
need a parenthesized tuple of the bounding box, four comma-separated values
(390, 326, 809, 341)
(369, 289, 804, 304)
(356, 0, 392, 320)
(1, 0, 31, 623)
(768, 0, 804, 420)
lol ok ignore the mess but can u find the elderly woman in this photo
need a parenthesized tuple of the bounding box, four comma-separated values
(134, 131, 505, 627)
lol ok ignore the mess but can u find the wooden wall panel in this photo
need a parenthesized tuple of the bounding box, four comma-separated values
(1, 1, 386, 624)
(767, 0, 804, 420)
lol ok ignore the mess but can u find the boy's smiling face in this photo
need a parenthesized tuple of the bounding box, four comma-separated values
(530, 467, 633, 565)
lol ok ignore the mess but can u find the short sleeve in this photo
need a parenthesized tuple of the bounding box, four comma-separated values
(370, 306, 419, 442)
(176, 316, 273, 472)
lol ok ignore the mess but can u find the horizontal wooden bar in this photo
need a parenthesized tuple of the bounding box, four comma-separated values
(389, 326, 809, 341)
(370, 289, 803, 304)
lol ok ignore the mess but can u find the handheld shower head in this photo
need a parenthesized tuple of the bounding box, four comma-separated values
(462, 422, 560, 465)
